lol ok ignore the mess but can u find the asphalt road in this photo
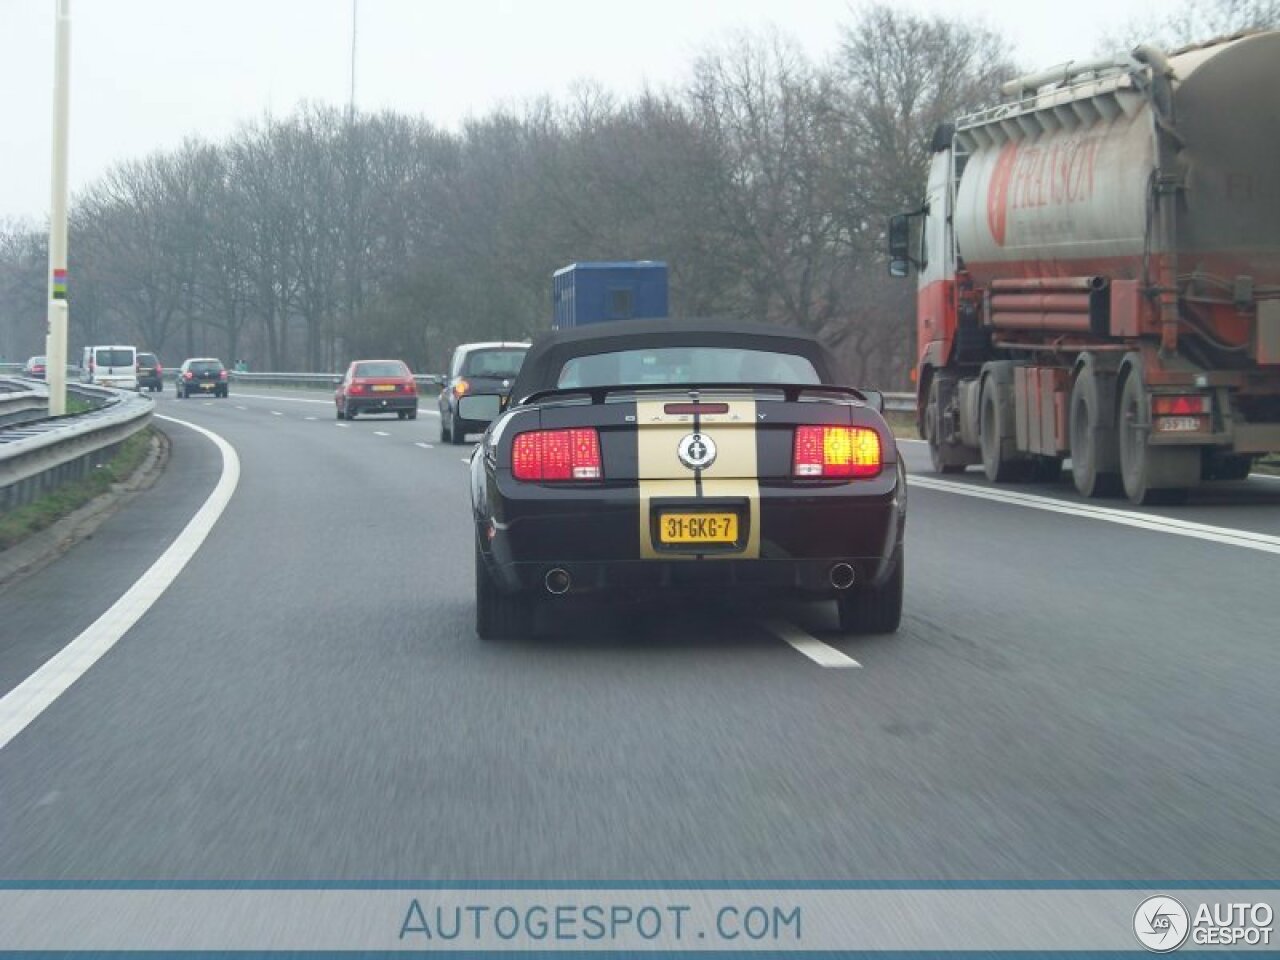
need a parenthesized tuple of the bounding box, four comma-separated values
(1, 387, 1278, 881)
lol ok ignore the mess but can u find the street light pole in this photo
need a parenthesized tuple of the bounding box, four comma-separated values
(45, 0, 72, 416)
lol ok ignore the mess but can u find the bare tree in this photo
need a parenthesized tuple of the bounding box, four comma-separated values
(1098, 0, 1279, 52)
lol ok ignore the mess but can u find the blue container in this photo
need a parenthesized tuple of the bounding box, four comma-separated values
(552, 261, 669, 329)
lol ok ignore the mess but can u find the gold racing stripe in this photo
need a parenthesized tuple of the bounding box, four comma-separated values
(636, 397, 760, 560)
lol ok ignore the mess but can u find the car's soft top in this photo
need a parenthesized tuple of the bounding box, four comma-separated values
(511, 318, 845, 400)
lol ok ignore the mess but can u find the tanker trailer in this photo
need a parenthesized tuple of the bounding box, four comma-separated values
(888, 30, 1280, 504)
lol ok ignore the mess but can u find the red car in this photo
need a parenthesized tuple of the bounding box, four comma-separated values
(335, 360, 419, 420)
(23, 356, 47, 379)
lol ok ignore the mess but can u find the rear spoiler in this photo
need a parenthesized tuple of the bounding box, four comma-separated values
(518, 383, 885, 412)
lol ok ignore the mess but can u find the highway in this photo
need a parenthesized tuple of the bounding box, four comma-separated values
(1, 387, 1278, 881)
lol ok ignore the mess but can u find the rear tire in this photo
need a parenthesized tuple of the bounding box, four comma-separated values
(1118, 370, 1198, 505)
(1069, 365, 1122, 498)
(449, 413, 466, 445)
(980, 382, 1029, 483)
(837, 548, 904, 635)
(474, 537, 532, 640)
(347, 405, 357, 420)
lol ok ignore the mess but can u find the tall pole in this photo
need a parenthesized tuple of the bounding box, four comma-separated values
(349, 0, 358, 118)
(45, 0, 72, 416)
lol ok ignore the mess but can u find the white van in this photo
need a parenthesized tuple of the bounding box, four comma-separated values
(81, 345, 139, 390)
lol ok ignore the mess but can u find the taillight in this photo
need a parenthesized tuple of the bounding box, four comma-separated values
(219, 369, 228, 380)
(349, 382, 364, 394)
(454, 379, 470, 397)
(405, 379, 417, 395)
(512, 429, 602, 481)
(183, 370, 193, 380)
(793, 426, 881, 479)
(1152, 394, 1210, 416)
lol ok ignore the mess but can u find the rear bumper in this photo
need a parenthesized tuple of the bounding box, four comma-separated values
(479, 475, 905, 597)
(348, 397, 417, 413)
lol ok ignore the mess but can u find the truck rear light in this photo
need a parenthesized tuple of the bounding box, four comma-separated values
(793, 426, 882, 479)
(454, 379, 470, 397)
(1152, 394, 1210, 416)
(512, 428, 602, 481)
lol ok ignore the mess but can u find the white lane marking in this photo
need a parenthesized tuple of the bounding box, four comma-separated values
(1251, 472, 1280, 482)
(0, 416, 241, 753)
(374, 430, 390, 437)
(335, 423, 348, 428)
(766, 619, 862, 669)
(304, 416, 316, 421)
(460, 458, 470, 464)
(415, 442, 434, 449)
(911, 475, 1280, 555)
(235, 406, 247, 411)
(270, 411, 283, 417)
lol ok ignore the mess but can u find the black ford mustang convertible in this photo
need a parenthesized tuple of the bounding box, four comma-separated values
(461, 318, 907, 640)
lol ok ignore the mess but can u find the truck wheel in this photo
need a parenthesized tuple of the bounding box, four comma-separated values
(1118, 371, 1199, 504)
(980, 382, 1029, 482)
(926, 379, 966, 475)
(837, 548, 903, 635)
(474, 536, 532, 640)
(449, 413, 466, 445)
(1068, 366, 1121, 498)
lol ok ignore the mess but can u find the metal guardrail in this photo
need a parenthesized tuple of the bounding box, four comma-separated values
(882, 392, 913, 413)
(227, 371, 443, 392)
(226, 371, 911, 408)
(0, 381, 152, 513)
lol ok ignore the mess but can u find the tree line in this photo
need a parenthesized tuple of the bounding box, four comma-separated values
(1, 0, 1274, 387)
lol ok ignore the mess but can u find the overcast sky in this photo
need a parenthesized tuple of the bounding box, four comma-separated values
(1, 0, 1165, 222)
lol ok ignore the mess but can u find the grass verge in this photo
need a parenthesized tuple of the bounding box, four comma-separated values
(0, 427, 154, 551)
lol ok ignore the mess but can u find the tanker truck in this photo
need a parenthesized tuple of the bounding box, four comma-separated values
(889, 30, 1280, 504)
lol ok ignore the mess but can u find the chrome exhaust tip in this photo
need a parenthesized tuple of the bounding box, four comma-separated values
(829, 563, 856, 590)
(544, 568, 571, 595)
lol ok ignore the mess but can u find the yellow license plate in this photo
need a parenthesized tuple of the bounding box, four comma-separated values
(658, 512, 738, 544)
(372, 384, 396, 392)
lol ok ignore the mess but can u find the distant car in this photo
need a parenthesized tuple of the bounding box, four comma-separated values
(22, 356, 47, 379)
(137, 352, 163, 392)
(176, 357, 229, 398)
(463, 318, 906, 640)
(438, 341, 530, 445)
(334, 360, 419, 420)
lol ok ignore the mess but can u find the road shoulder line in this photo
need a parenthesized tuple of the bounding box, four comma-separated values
(0, 416, 240, 752)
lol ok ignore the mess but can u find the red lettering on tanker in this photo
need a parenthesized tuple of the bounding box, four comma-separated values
(987, 142, 1017, 246)
(987, 137, 1101, 246)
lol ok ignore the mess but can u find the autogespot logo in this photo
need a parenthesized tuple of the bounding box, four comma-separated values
(1134, 896, 1190, 952)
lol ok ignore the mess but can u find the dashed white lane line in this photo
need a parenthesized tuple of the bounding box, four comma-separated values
(910, 475, 1280, 555)
(765, 619, 862, 669)
(235, 405, 247, 411)
(374, 431, 390, 437)
(0, 416, 241, 753)
(415, 442, 434, 449)
(304, 416, 316, 421)
(334, 423, 348, 429)
(270, 411, 283, 417)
